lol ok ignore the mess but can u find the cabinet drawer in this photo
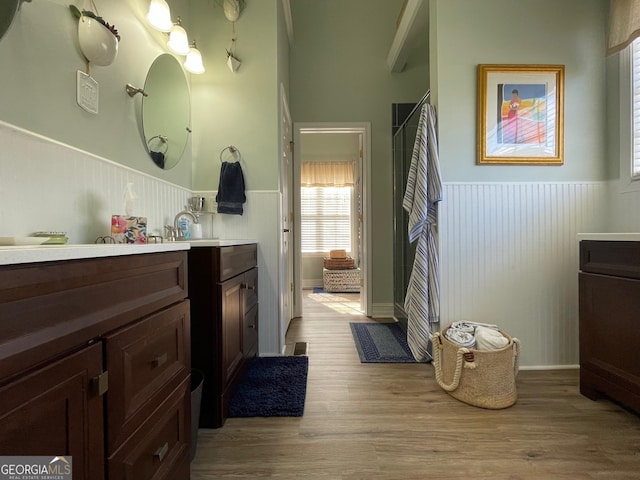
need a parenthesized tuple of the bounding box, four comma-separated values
(243, 267, 258, 312)
(105, 301, 190, 453)
(218, 244, 257, 281)
(580, 240, 640, 279)
(0, 251, 187, 382)
(108, 378, 190, 480)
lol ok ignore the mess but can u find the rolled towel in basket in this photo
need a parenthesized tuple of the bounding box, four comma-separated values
(444, 327, 476, 348)
(475, 326, 509, 350)
(451, 321, 499, 332)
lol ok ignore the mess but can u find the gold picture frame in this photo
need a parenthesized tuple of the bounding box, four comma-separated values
(477, 64, 564, 165)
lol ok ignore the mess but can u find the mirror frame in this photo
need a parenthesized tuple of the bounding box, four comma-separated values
(0, 0, 25, 43)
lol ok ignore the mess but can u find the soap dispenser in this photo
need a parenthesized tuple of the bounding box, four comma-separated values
(178, 217, 191, 240)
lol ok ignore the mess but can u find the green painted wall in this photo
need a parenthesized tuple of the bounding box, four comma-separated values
(429, 0, 608, 182)
(0, 0, 193, 187)
(190, 0, 280, 192)
(289, 0, 429, 306)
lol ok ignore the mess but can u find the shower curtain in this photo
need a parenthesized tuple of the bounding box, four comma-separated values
(402, 103, 442, 362)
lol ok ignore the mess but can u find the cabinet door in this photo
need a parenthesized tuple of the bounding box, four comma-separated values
(0, 343, 105, 480)
(220, 275, 243, 387)
(579, 272, 640, 410)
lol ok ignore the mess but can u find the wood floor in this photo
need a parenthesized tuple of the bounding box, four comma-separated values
(191, 290, 640, 479)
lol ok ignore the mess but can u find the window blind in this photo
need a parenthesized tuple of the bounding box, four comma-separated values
(632, 38, 640, 178)
(300, 186, 352, 254)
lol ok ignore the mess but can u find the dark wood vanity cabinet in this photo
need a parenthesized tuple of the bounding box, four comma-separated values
(0, 342, 105, 480)
(188, 243, 259, 428)
(579, 240, 640, 414)
(0, 251, 191, 480)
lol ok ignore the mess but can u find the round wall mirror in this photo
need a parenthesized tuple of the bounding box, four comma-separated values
(0, 0, 22, 42)
(142, 53, 191, 170)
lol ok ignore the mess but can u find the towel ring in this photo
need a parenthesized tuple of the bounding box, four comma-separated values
(219, 145, 242, 163)
(148, 135, 168, 154)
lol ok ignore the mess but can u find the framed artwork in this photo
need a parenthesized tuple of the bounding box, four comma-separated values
(477, 64, 565, 165)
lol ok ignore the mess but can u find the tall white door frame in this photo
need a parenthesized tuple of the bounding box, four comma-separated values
(279, 85, 294, 351)
(293, 122, 372, 318)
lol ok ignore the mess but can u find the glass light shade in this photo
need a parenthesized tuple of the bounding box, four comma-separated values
(146, 0, 172, 32)
(184, 46, 205, 74)
(167, 23, 190, 55)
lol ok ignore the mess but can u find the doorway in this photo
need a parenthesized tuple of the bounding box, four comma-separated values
(293, 123, 371, 318)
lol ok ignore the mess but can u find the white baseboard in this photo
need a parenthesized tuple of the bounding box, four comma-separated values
(518, 364, 579, 371)
(370, 303, 394, 318)
(302, 279, 322, 289)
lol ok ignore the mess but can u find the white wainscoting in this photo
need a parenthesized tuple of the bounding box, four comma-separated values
(0, 121, 192, 243)
(607, 182, 640, 232)
(439, 182, 608, 367)
(0, 122, 285, 356)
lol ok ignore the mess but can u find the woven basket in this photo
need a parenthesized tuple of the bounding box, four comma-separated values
(323, 268, 361, 292)
(432, 326, 520, 409)
(323, 257, 355, 269)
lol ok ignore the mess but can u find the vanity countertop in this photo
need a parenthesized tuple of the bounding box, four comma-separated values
(577, 233, 640, 242)
(0, 239, 259, 266)
(188, 239, 257, 247)
(0, 242, 190, 266)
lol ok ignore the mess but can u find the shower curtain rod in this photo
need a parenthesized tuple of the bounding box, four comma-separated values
(394, 90, 431, 135)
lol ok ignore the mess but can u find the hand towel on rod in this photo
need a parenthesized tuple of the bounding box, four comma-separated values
(216, 161, 246, 215)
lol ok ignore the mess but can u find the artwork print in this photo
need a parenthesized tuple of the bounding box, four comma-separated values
(496, 83, 547, 145)
(477, 65, 564, 165)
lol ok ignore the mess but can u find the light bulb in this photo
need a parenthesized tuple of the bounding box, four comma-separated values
(147, 0, 172, 32)
(167, 19, 190, 56)
(184, 43, 205, 74)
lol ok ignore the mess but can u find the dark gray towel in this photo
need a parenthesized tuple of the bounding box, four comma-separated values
(216, 161, 246, 215)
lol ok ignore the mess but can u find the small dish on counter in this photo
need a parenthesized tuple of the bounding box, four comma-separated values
(0, 236, 51, 246)
(33, 231, 69, 245)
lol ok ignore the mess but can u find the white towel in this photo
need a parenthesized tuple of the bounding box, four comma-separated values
(475, 326, 509, 350)
(452, 321, 499, 332)
(444, 327, 476, 348)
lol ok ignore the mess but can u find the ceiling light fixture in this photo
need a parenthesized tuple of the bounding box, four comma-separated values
(184, 41, 205, 74)
(146, 0, 172, 32)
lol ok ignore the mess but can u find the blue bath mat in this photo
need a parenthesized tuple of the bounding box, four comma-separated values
(229, 356, 309, 417)
(350, 322, 429, 363)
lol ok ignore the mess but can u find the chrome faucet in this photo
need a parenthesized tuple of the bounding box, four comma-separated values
(173, 210, 199, 241)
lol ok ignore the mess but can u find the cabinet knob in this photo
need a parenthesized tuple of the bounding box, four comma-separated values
(154, 442, 169, 462)
(153, 353, 168, 368)
(242, 284, 256, 291)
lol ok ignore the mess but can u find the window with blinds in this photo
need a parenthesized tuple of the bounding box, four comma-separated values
(632, 38, 640, 179)
(300, 186, 352, 254)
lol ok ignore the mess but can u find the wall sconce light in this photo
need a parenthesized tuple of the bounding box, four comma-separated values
(184, 41, 205, 74)
(146, 0, 172, 32)
(167, 17, 190, 56)
(146, 1, 205, 73)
